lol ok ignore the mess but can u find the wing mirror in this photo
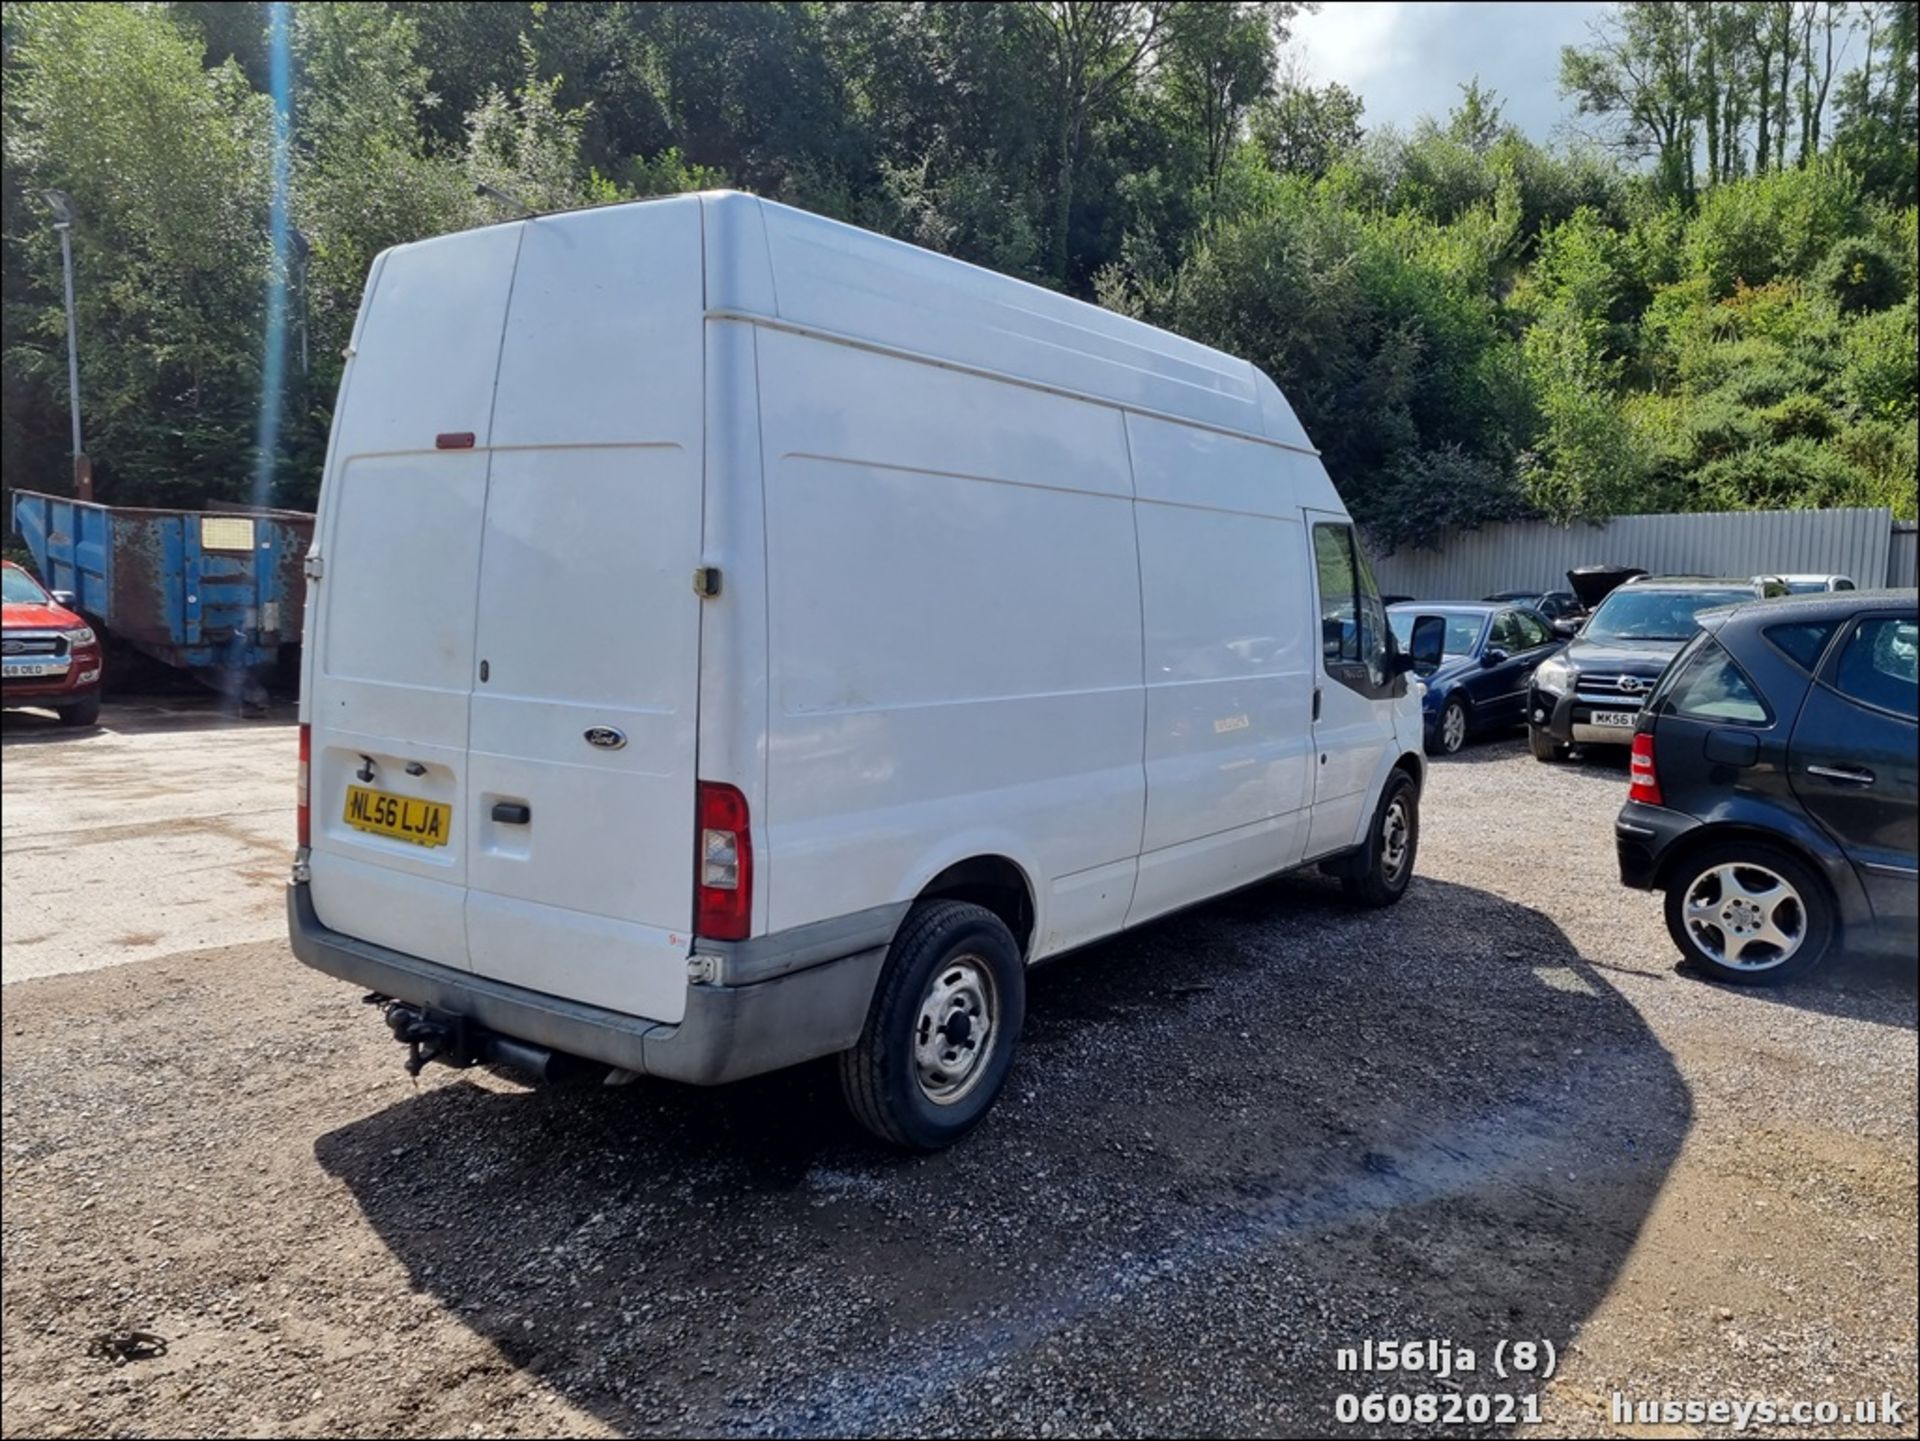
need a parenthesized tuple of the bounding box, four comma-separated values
(51, 589, 79, 610)
(1407, 614, 1447, 673)
(1481, 647, 1510, 668)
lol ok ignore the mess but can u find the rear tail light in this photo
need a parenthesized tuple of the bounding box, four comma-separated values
(297, 723, 311, 848)
(1628, 731, 1663, 806)
(695, 781, 752, 941)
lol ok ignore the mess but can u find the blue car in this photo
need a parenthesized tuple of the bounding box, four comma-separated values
(1389, 601, 1566, 755)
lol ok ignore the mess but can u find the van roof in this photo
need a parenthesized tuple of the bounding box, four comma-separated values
(397, 190, 1318, 455)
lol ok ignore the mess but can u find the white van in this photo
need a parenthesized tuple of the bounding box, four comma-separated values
(289, 192, 1430, 1149)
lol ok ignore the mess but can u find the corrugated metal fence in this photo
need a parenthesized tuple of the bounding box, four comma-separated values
(1370, 507, 1913, 599)
(1892, 522, 1918, 588)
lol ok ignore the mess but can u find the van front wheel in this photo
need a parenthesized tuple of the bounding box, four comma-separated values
(1341, 771, 1419, 908)
(839, 900, 1025, 1151)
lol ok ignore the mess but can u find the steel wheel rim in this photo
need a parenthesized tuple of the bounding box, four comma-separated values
(1683, 862, 1806, 970)
(1441, 703, 1467, 753)
(913, 956, 998, 1105)
(1381, 796, 1412, 881)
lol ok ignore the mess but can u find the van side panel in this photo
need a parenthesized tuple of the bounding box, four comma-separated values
(756, 327, 1145, 951)
(754, 201, 1265, 439)
(460, 200, 707, 1025)
(1126, 415, 1316, 926)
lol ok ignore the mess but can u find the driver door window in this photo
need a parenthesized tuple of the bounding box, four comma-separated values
(1313, 522, 1390, 691)
(1510, 611, 1552, 650)
(1491, 610, 1539, 655)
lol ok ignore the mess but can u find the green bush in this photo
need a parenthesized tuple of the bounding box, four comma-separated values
(1834, 420, 1920, 517)
(1815, 236, 1907, 313)
(1681, 393, 1771, 461)
(1684, 161, 1863, 297)
(1761, 392, 1839, 442)
(1840, 300, 1920, 418)
(1694, 436, 1871, 511)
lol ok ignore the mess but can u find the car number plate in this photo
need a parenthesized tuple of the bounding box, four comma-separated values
(2, 661, 58, 678)
(1590, 710, 1639, 728)
(344, 784, 451, 848)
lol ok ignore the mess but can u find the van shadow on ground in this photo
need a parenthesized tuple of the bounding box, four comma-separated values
(317, 873, 1692, 1437)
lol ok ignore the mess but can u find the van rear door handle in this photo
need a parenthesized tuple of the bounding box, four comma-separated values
(1312, 686, 1322, 721)
(1807, 764, 1875, 786)
(491, 802, 531, 824)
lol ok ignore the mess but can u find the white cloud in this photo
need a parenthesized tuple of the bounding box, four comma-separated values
(1289, 1, 1614, 141)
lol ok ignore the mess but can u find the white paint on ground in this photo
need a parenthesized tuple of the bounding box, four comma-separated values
(2, 700, 296, 984)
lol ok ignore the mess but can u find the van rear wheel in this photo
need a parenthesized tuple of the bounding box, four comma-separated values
(839, 900, 1024, 1151)
(1341, 770, 1419, 908)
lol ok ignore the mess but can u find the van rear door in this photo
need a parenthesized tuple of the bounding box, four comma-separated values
(460, 200, 707, 1026)
(305, 224, 524, 971)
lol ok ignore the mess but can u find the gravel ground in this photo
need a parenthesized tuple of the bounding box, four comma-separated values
(2, 733, 1914, 1438)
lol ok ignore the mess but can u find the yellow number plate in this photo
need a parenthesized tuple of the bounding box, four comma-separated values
(344, 785, 451, 848)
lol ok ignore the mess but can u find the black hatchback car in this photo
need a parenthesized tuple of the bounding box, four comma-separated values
(1615, 590, 1918, 984)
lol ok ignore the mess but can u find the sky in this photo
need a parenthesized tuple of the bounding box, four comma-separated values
(1288, 1, 1615, 143)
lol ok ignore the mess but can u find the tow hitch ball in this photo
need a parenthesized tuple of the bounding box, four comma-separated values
(368, 995, 473, 1076)
(363, 993, 593, 1083)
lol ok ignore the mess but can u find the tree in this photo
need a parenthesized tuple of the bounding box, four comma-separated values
(1797, 1, 1847, 163)
(1158, 3, 1299, 205)
(3, 2, 275, 504)
(1561, 3, 1699, 201)
(1448, 78, 1506, 154)
(1020, 2, 1174, 282)
(1745, 0, 1799, 173)
(1833, 0, 1919, 204)
(1252, 78, 1364, 179)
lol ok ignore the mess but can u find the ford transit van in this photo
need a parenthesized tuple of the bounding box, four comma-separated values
(289, 192, 1429, 1149)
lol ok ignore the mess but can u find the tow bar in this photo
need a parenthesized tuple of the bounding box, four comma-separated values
(366, 994, 603, 1083)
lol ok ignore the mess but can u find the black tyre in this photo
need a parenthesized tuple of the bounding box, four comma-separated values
(1528, 724, 1567, 763)
(1341, 769, 1419, 908)
(839, 900, 1025, 1151)
(56, 692, 101, 728)
(1428, 696, 1470, 756)
(1663, 843, 1834, 985)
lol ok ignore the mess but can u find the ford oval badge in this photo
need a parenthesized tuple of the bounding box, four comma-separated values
(584, 726, 627, 751)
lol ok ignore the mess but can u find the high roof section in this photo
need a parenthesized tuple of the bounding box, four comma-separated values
(698, 191, 1316, 454)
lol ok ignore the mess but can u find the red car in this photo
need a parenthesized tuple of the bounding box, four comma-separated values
(2, 559, 103, 726)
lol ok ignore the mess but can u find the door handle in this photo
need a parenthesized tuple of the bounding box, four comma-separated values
(1312, 686, 1322, 721)
(1807, 764, 1875, 787)
(491, 801, 531, 824)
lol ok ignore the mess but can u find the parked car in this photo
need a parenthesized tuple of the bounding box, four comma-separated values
(2, 559, 103, 727)
(1390, 601, 1563, 755)
(1527, 576, 1789, 760)
(288, 192, 1431, 1152)
(1615, 589, 1918, 983)
(1484, 588, 1585, 626)
(1772, 573, 1857, 594)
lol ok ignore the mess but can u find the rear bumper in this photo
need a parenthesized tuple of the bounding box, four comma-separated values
(287, 883, 886, 1085)
(1614, 800, 1700, 889)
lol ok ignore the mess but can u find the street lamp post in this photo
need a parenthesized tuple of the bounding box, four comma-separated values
(42, 190, 90, 502)
(289, 226, 311, 378)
